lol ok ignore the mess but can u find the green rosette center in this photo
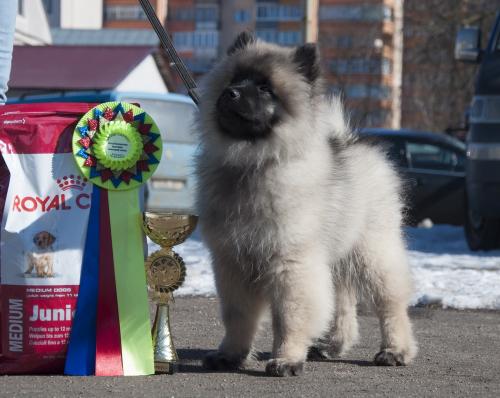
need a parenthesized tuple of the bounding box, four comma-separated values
(93, 120, 144, 171)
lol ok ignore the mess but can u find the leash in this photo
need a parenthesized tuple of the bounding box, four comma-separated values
(138, 0, 200, 106)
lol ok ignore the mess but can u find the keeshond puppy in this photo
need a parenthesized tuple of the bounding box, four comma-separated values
(195, 32, 417, 377)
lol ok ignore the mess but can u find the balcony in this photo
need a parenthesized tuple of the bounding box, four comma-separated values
(256, 3, 303, 22)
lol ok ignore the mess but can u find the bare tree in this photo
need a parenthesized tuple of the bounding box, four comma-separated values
(402, 0, 500, 133)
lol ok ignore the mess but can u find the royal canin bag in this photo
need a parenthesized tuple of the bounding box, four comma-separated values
(0, 103, 96, 374)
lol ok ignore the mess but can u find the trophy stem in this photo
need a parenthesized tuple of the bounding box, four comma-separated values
(151, 302, 178, 374)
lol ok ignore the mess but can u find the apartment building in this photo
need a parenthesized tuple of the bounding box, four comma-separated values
(103, 0, 167, 29)
(167, 0, 306, 77)
(254, 0, 305, 47)
(167, 0, 219, 74)
(318, 0, 403, 128)
(38, 0, 407, 128)
(41, 0, 166, 31)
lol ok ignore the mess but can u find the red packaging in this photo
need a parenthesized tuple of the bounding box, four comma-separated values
(0, 103, 96, 374)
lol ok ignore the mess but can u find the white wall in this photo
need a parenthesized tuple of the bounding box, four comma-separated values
(115, 55, 168, 94)
(60, 0, 103, 29)
(15, 0, 52, 45)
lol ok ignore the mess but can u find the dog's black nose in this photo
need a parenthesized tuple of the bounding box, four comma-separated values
(225, 87, 240, 100)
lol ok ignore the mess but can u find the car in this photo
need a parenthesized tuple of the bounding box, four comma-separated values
(359, 128, 466, 226)
(8, 91, 198, 214)
(455, 13, 500, 250)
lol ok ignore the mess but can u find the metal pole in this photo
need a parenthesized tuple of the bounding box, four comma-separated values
(138, 0, 200, 105)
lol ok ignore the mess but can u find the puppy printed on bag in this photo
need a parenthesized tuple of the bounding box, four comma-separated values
(0, 103, 95, 374)
(25, 231, 57, 278)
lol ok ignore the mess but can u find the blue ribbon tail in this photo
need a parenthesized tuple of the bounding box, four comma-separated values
(64, 186, 100, 375)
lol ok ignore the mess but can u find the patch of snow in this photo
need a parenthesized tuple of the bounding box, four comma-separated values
(406, 225, 500, 310)
(148, 225, 500, 310)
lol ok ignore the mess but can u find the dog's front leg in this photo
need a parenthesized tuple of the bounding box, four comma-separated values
(203, 266, 265, 371)
(25, 256, 34, 274)
(267, 253, 333, 377)
(46, 260, 54, 277)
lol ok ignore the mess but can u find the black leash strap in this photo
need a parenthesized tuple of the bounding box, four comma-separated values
(138, 0, 200, 105)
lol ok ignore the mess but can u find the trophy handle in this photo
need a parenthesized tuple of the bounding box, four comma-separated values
(151, 303, 178, 374)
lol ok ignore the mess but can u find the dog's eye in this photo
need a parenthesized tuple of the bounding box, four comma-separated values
(258, 84, 272, 94)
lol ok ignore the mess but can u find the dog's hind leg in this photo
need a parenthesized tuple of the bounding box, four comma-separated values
(203, 268, 266, 371)
(309, 280, 358, 360)
(46, 261, 54, 277)
(362, 234, 417, 366)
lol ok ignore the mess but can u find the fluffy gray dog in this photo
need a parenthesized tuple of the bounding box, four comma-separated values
(195, 32, 417, 377)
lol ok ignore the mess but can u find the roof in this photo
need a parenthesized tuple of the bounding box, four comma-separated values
(10, 45, 154, 90)
(51, 28, 159, 46)
(9, 90, 195, 106)
(359, 128, 466, 151)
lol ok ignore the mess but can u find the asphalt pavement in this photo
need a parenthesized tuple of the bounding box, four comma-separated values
(1, 297, 499, 397)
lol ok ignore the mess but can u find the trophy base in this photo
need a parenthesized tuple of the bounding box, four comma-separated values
(155, 360, 176, 375)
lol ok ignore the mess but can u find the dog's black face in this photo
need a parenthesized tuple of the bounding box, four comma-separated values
(215, 32, 321, 142)
(216, 68, 283, 141)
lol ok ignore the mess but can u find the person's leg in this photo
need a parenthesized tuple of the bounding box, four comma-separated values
(0, 0, 17, 105)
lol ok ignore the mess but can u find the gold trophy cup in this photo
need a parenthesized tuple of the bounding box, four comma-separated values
(143, 212, 198, 374)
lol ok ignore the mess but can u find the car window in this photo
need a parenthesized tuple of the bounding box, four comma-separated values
(406, 141, 461, 171)
(121, 98, 197, 144)
(386, 139, 408, 168)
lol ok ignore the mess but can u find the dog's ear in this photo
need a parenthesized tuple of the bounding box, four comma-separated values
(47, 233, 56, 246)
(227, 31, 256, 55)
(293, 43, 321, 82)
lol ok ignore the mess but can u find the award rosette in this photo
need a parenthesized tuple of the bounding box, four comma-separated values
(64, 102, 162, 376)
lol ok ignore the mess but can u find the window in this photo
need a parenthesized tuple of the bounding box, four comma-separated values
(321, 35, 379, 49)
(380, 138, 407, 167)
(337, 35, 353, 48)
(234, 9, 250, 23)
(172, 31, 219, 51)
(18, 0, 24, 16)
(105, 5, 147, 21)
(193, 30, 219, 49)
(381, 58, 391, 74)
(344, 84, 391, 99)
(319, 5, 392, 22)
(257, 3, 303, 21)
(195, 5, 218, 22)
(256, 30, 302, 46)
(171, 7, 193, 21)
(365, 110, 390, 127)
(173, 32, 192, 50)
(256, 29, 276, 43)
(406, 142, 462, 171)
(330, 58, 392, 75)
(278, 31, 302, 46)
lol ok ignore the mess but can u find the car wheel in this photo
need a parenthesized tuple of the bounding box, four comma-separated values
(465, 200, 500, 251)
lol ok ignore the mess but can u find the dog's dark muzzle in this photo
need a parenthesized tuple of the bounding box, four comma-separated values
(216, 83, 271, 140)
(218, 84, 260, 120)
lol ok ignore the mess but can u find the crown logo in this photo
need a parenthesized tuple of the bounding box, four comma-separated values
(57, 175, 88, 191)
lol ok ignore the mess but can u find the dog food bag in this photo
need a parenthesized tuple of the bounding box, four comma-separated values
(0, 103, 96, 374)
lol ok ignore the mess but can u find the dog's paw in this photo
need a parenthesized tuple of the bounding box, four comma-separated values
(265, 359, 304, 377)
(202, 350, 244, 371)
(374, 350, 405, 366)
(307, 345, 333, 361)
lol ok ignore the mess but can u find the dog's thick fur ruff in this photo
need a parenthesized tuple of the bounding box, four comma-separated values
(195, 34, 417, 376)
